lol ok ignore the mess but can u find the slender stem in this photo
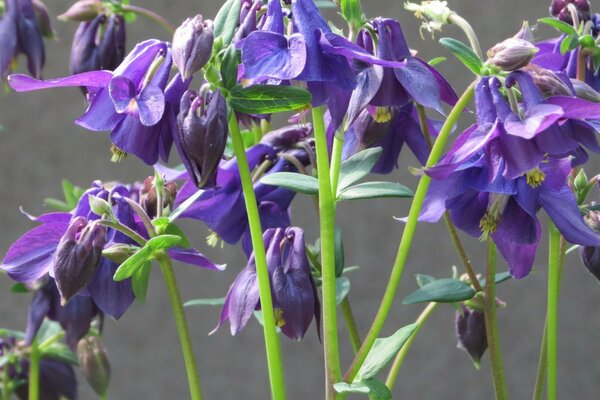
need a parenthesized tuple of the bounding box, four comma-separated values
(229, 113, 287, 400)
(120, 5, 175, 34)
(417, 104, 482, 292)
(385, 302, 438, 389)
(532, 318, 548, 400)
(576, 47, 587, 82)
(340, 297, 361, 353)
(344, 83, 476, 382)
(252, 122, 263, 144)
(547, 223, 561, 400)
(448, 13, 483, 60)
(28, 339, 39, 400)
(443, 213, 483, 292)
(330, 133, 344, 199)
(312, 106, 342, 399)
(97, 220, 147, 246)
(483, 241, 508, 400)
(38, 332, 65, 351)
(2, 357, 11, 400)
(156, 253, 203, 400)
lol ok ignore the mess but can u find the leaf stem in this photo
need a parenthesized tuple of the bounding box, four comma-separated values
(156, 252, 203, 400)
(228, 113, 287, 400)
(28, 339, 39, 400)
(385, 302, 438, 389)
(340, 297, 361, 353)
(483, 241, 508, 400)
(448, 13, 483, 60)
(120, 5, 175, 34)
(547, 223, 561, 400)
(344, 83, 476, 383)
(312, 106, 342, 399)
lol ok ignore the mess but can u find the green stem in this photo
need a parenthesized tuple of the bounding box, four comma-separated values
(344, 83, 476, 382)
(532, 318, 548, 400)
(28, 340, 39, 400)
(312, 106, 342, 399)
(330, 133, 344, 199)
(385, 302, 438, 389)
(483, 241, 508, 400)
(156, 252, 203, 400)
(547, 223, 561, 400)
(120, 5, 175, 34)
(448, 13, 483, 60)
(340, 297, 361, 353)
(229, 113, 287, 400)
(2, 358, 11, 400)
(100, 393, 109, 400)
(252, 122, 263, 144)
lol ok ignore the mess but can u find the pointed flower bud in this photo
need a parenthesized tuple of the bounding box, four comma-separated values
(58, 0, 101, 22)
(455, 305, 487, 368)
(570, 79, 600, 102)
(513, 21, 534, 43)
(77, 336, 110, 396)
(487, 38, 538, 71)
(175, 89, 228, 188)
(522, 64, 573, 97)
(172, 15, 214, 80)
(550, 0, 591, 24)
(53, 217, 106, 304)
(139, 176, 178, 218)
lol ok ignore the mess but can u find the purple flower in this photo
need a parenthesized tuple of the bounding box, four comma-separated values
(421, 157, 600, 278)
(550, 0, 591, 24)
(0, 0, 47, 79)
(8, 39, 190, 165)
(172, 15, 213, 80)
(215, 227, 320, 340)
(456, 305, 487, 367)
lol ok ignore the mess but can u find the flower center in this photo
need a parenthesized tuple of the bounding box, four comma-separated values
(374, 107, 392, 123)
(206, 230, 224, 248)
(526, 168, 545, 188)
(479, 193, 510, 241)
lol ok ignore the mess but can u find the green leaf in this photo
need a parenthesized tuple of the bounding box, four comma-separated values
(113, 246, 154, 282)
(260, 172, 319, 194)
(122, 10, 136, 23)
(337, 147, 382, 192)
(337, 181, 413, 201)
(356, 323, 418, 381)
(439, 37, 483, 75)
(315, 0, 338, 8)
(428, 56, 447, 66)
(334, 379, 391, 400)
(479, 271, 512, 286)
(335, 276, 351, 305)
(228, 85, 312, 114)
(402, 278, 476, 305)
(560, 34, 579, 55)
(415, 274, 436, 288)
(340, 0, 364, 27)
(221, 44, 240, 90)
(39, 344, 78, 365)
(10, 283, 29, 293)
(43, 198, 71, 212)
(132, 261, 152, 304)
(61, 179, 76, 207)
(538, 17, 577, 35)
(184, 297, 227, 307)
(213, 0, 242, 45)
(145, 234, 182, 251)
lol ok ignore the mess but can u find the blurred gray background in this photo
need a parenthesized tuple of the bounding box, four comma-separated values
(2, 0, 600, 398)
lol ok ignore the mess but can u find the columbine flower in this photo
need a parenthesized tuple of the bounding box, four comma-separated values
(172, 15, 213, 80)
(421, 157, 600, 278)
(215, 227, 320, 340)
(0, 0, 48, 79)
(456, 305, 487, 367)
(550, 0, 591, 24)
(70, 13, 126, 75)
(8, 39, 190, 165)
(175, 88, 228, 188)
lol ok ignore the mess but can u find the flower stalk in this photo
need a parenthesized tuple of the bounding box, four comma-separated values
(28, 339, 40, 400)
(547, 223, 561, 400)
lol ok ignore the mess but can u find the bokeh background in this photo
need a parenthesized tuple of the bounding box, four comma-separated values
(2, 0, 600, 398)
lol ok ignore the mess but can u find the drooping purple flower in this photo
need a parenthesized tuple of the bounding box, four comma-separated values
(550, 0, 591, 24)
(70, 13, 126, 75)
(8, 39, 190, 165)
(456, 305, 487, 367)
(215, 227, 320, 340)
(421, 157, 600, 278)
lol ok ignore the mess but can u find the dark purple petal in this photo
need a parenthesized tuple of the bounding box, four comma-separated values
(86, 259, 134, 319)
(319, 31, 406, 68)
(271, 266, 315, 340)
(109, 115, 162, 165)
(545, 96, 600, 120)
(346, 65, 385, 124)
(168, 247, 225, 270)
(1, 221, 68, 282)
(493, 216, 540, 279)
(393, 58, 444, 114)
(0, 13, 18, 77)
(24, 285, 52, 344)
(504, 104, 564, 139)
(242, 31, 306, 80)
(225, 267, 260, 335)
(76, 89, 122, 131)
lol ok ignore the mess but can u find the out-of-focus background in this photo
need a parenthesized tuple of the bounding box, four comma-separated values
(2, 0, 600, 398)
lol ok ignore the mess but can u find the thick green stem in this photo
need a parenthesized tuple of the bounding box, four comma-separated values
(344, 83, 476, 382)
(532, 318, 548, 400)
(156, 253, 203, 400)
(448, 13, 483, 60)
(547, 223, 561, 400)
(340, 297, 361, 353)
(385, 302, 438, 389)
(28, 340, 39, 400)
(120, 5, 175, 34)
(229, 114, 287, 400)
(312, 106, 342, 399)
(483, 241, 508, 400)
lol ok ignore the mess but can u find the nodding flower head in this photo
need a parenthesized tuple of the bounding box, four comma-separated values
(550, 0, 591, 24)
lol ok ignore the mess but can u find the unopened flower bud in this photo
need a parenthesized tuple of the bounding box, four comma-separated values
(53, 217, 106, 304)
(513, 21, 534, 43)
(101, 244, 133, 264)
(58, 0, 101, 22)
(172, 15, 214, 80)
(456, 305, 487, 368)
(550, 0, 591, 24)
(522, 64, 572, 97)
(77, 336, 110, 396)
(487, 38, 538, 71)
(175, 89, 228, 188)
(570, 79, 600, 102)
(17, 0, 46, 78)
(139, 176, 178, 218)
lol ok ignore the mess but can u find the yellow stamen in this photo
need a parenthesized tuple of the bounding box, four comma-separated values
(206, 230, 224, 248)
(526, 167, 545, 188)
(274, 308, 286, 328)
(374, 106, 392, 123)
(110, 145, 127, 162)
